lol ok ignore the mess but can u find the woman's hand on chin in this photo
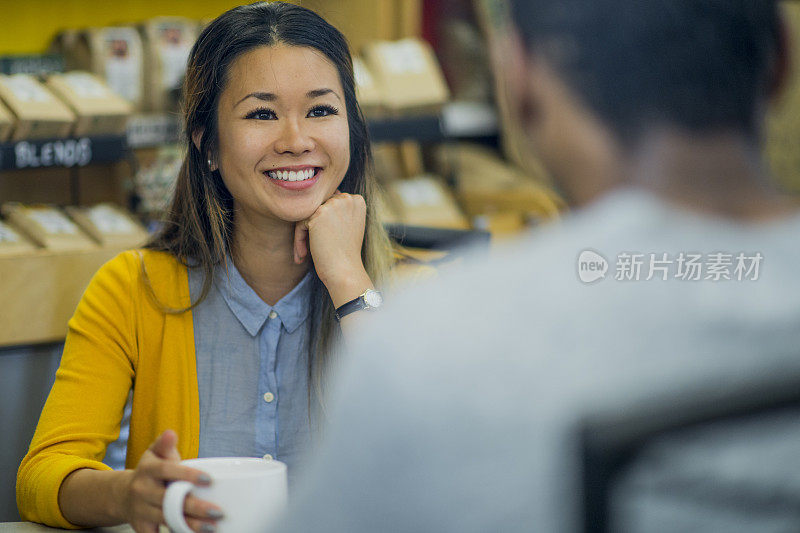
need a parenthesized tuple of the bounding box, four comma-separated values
(294, 191, 373, 307)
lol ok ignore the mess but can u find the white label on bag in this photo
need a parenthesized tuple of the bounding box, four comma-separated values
(0, 223, 20, 243)
(105, 57, 140, 102)
(103, 28, 142, 103)
(156, 24, 193, 91)
(379, 40, 427, 75)
(87, 205, 137, 234)
(160, 44, 192, 90)
(4, 75, 52, 103)
(395, 178, 445, 207)
(63, 72, 111, 99)
(27, 209, 78, 235)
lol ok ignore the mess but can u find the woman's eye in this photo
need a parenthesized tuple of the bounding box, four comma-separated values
(307, 105, 338, 118)
(246, 108, 277, 120)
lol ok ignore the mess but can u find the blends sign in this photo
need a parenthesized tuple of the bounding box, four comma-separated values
(14, 138, 93, 168)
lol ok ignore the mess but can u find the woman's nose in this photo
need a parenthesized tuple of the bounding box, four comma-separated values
(274, 119, 315, 154)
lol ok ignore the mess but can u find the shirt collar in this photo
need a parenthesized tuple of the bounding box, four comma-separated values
(215, 257, 314, 337)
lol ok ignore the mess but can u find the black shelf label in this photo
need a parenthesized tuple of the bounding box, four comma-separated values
(126, 114, 182, 148)
(0, 54, 65, 75)
(0, 136, 127, 170)
(13, 138, 92, 168)
(367, 114, 444, 143)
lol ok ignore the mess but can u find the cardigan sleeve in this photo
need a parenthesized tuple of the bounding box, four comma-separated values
(17, 251, 139, 529)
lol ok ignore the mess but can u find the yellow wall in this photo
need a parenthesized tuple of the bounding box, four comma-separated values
(0, 0, 252, 54)
(0, 0, 418, 56)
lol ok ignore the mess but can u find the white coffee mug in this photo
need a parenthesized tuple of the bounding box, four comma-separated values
(163, 457, 288, 533)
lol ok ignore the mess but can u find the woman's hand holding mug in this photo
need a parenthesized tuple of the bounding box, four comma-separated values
(162, 457, 288, 533)
(123, 430, 223, 533)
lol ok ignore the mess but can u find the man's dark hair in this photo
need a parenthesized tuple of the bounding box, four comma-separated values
(511, 0, 782, 145)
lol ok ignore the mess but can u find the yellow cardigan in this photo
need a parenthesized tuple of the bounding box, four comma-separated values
(17, 250, 200, 529)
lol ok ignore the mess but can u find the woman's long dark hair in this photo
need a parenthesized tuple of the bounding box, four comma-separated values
(145, 1, 392, 407)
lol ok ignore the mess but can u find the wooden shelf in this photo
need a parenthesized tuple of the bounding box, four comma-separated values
(0, 246, 132, 347)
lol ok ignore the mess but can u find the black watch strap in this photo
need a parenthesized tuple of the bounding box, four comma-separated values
(334, 289, 382, 321)
(334, 295, 368, 322)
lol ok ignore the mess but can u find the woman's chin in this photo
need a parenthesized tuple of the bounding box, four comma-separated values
(271, 207, 319, 224)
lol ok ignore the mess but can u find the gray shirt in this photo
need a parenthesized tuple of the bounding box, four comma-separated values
(189, 260, 316, 483)
(280, 188, 800, 532)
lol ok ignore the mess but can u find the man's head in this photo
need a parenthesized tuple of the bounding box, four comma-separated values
(506, 0, 786, 204)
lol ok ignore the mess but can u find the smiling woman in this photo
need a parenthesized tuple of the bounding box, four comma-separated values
(16, 3, 393, 532)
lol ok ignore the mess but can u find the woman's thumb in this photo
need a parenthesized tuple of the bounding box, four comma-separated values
(150, 429, 181, 460)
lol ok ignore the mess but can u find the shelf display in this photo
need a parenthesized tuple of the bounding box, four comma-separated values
(362, 38, 450, 113)
(65, 203, 149, 248)
(45, 71, 133, 136)
(0, 74, 75, 140)
(53, 26, 146, 111)
(0, 202, 146, 345)
(382, 175, 470, 230)
(0, 203, 96, 251)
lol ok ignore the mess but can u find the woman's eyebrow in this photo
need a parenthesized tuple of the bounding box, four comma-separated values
(235, 88, 341, 107)
(235, 92, 277, 107)
(307, 88, 341, 102)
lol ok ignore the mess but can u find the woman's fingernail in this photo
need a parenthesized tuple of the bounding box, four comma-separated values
(198, 474, 212, 485)
(201, 524, 216, 533)
(206, 509, 224, 519)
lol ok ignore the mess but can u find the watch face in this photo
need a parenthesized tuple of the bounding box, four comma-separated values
(364, 289, 383, 308)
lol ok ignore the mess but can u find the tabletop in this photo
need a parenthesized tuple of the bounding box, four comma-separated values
(0, 524, 140, 532)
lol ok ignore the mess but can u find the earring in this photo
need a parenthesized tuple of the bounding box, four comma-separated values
(207, 158, 215, 171)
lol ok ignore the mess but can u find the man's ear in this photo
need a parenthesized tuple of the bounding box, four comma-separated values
(768, 10, 792, 102)
(499, 27, 546, 132)
(491, 26, 529, 117)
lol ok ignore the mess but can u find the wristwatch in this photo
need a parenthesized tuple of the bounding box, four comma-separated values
(334, 288, 383, 321)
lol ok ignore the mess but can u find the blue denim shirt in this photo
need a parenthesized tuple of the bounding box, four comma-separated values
(188, 259, 315, 483)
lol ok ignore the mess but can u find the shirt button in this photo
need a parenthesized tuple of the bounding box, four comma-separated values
(263, 392, 275, 403)
(262, 454, 273, 461)
(268, 310, 278, 319)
